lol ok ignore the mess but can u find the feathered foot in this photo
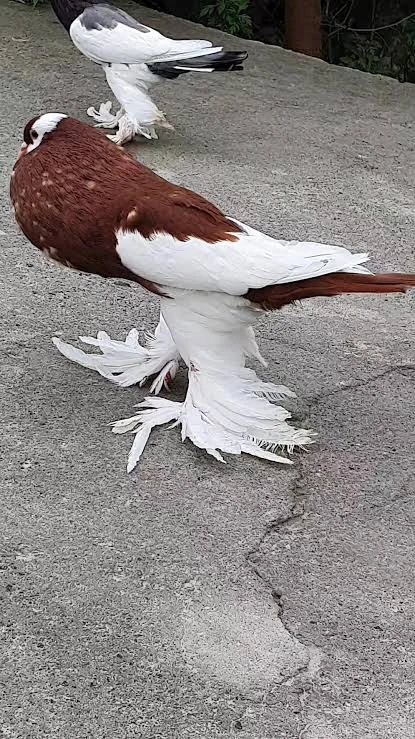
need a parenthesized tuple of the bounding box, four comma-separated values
(87, 101, 124, 129)
(52, 318, 180, 393)
(106, 114, 139, 145)
(115, 112, 174, 144)
(112, 366, 315, 472)
(103, 111, 174, 146)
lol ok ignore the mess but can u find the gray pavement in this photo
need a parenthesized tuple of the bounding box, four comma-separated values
(0, 1, 414, 737)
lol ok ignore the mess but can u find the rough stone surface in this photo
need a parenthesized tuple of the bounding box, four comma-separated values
(0, 1, 414, 737)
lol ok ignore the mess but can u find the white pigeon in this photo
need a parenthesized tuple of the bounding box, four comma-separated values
(50, 0, 248, 144)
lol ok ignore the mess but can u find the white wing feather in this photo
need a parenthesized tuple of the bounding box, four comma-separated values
(116, 220, 369, 295)
(70, 13, 219, 65)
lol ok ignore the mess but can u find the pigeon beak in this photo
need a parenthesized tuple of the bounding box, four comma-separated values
(17, 143, 28, 160)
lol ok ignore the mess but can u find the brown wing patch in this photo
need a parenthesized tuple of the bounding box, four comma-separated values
(120, 184, 242, 244)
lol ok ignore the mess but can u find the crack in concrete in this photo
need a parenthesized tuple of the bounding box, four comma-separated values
(246, 463, 310, 637)
(305, 363, 414, 406)
(246, 364, 414, 567)
(247, 363, 414, 595)
(244, 363, 414, 697)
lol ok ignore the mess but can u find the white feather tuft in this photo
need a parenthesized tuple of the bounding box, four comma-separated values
(53, 315, 180, 391)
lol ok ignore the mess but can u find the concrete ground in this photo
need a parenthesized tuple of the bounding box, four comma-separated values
(1, 1, 414, 736)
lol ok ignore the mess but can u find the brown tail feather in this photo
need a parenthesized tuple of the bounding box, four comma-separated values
(246, 273, 415, 311)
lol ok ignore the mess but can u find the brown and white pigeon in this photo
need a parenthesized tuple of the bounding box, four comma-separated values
(49, 0, 247, 144)
(10, 113, 415, 470)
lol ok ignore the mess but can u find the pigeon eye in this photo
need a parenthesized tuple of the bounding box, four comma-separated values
(31, 130, 38, 141)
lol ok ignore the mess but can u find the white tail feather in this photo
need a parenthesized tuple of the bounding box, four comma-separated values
(152, 43, 222, 64)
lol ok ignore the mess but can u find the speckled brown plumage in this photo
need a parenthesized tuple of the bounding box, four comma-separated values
(11, 117, 242, 295)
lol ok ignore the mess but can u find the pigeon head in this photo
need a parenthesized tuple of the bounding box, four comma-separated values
(19, 113, 68, 158)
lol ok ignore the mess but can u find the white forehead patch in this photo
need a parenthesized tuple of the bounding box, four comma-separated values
(27, 113, 68, 153)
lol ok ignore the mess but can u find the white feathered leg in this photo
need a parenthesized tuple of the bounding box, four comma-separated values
(97, 63, 174, 145)
(112, 291, 315, 471)
(52, 313, 180, 393)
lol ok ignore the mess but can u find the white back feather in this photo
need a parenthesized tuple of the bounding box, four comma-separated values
(70, 13, 217, 66)
(116, 222, 369, 295)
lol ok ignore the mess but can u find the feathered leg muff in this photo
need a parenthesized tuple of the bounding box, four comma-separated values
(53, 313, 180, 393)
(88, 63, 174, 145)
(111, 292, 315, 470)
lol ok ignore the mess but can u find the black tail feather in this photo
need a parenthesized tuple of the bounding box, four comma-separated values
(148, 51, 248, 79)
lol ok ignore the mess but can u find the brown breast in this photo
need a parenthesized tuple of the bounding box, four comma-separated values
(10, 120, 158, 291)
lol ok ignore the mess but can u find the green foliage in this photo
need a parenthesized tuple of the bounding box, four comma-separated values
(391, 21, 415, 82)
(199, 0, 253, 39)
(339, 19, 415, 83)
(340, 36, 390, 75)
